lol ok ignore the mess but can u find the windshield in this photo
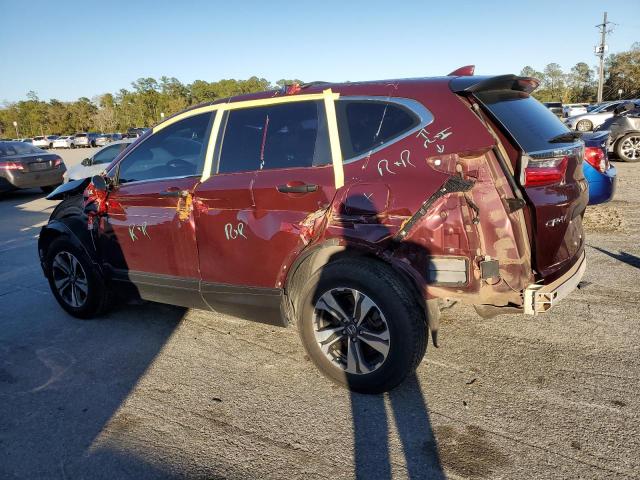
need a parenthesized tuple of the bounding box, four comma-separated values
(477, 90, 574, 152)
(0, 142, 46, 157)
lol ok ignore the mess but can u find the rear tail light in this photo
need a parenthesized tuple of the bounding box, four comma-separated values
(584, 146, 608, 174)
(524, 156, 568, 187)
(53, 158, 63, 167)
(0, 161, 24, 171)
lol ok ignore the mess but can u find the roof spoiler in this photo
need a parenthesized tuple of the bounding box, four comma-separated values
(450, 74, 540, 95)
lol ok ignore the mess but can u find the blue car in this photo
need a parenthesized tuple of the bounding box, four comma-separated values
(582, 131, 617, 205)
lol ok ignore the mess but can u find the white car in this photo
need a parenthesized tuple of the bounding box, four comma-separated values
(562, 103, 589, 118)
(564, 101, 634, 132)
(52, 136, 76, 149)
(63, 139, 133, 182)
(32, 135, 59, 149)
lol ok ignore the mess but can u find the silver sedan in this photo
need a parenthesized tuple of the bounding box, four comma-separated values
(565, 101, 636, 132)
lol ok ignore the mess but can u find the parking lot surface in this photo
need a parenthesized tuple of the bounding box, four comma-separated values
(1, 149, 639, 479)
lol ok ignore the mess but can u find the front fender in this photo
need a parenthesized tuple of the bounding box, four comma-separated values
(38, 217, 99, 277)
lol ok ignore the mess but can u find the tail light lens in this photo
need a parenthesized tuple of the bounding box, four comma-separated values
(524, 156, 569, 187)
(584, 146, 608, 174)
(53, 158, 63, 167)
(0, 161, 24, 171)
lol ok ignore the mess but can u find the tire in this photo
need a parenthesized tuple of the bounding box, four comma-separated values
(70, 144, 75, 149)
(615, 133, 640, 162)
(576, 119, 593, 132)
(49, 143, 53, 149)
(45, 236, 110, 319)
(297, 258, 427, 393)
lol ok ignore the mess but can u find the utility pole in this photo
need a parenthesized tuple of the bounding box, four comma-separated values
(596, 12, 613, 103)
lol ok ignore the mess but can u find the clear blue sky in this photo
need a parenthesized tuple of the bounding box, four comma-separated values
(1, 0, 638, 103)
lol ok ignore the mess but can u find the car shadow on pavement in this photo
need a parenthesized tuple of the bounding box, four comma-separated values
(308, 194, 444, 479)
(590, 245, 640, 270)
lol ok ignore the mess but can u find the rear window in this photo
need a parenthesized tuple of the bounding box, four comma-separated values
(477, 91, 573, 152)
(75, 133, 87, 138)
(34, 136, 45, 140)
(336, 100, 418, 159)
(0, 142, 45, 157)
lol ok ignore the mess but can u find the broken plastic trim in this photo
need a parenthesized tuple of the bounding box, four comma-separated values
(393, 175, 475, 241)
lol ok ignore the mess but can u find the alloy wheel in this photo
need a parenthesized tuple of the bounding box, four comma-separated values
(313, 288, 390, 375)
(621, 136, 640, 161)
(52, 251, 88, 308)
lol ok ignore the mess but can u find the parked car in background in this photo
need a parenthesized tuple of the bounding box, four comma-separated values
(95, 133, 122, 147)
(33, 135, 60, 149)
(22, 138, 33, 143)
(126, 127, 150, 138)
(74, 132, 100, 148)
(543, 102, 563, 117)
(40, 70, 588, 393)
(63, 139, 133, 182)
(565, 100, 639, 132)
(581, 131, 616, 204)
(0, 141, 66, 193)
(562, 103, 588, 118)
(597, 101, 640, 162)
(53, 136, 76, 149)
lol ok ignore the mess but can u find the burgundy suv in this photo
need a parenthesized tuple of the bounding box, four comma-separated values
(39, 67, 588, 393)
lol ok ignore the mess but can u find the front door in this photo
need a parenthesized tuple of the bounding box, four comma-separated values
(102, 111, 214, 307)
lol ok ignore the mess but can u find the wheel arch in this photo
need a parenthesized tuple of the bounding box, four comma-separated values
(38, 219, 99, 278)
(283, 240, 428, 326)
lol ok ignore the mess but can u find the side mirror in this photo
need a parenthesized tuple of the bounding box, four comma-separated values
(91, 175, 107, 192)
(81, 157, 92, 166)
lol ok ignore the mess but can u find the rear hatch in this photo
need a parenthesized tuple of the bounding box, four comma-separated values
(452, 77, 588, 281)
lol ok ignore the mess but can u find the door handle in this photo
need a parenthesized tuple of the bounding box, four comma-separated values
(277, 183, 318, 194)
(159, 188, 189, 198)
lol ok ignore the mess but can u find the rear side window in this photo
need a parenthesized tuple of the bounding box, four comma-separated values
(118, 112, 212, 183)
(218, 101, 330, 174)
(336, 100, 419, 159)
(477, 91, 573, 152)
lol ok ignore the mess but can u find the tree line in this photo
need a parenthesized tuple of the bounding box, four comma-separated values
(522, 43, 640, 103)
(0, 43, 638, 138)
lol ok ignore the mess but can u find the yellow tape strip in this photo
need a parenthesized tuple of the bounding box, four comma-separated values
(323, 89, 344, 189)
(153, 104, 220, 133)
(200, 111, 224, 182)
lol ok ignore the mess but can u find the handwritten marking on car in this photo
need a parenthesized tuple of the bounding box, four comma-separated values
(416, 126, 453, 153)
(225, 222, 247, 240)
(128, 222, 150, 242)
(377, 150, 414, 176)
(545, 216, 566, 227)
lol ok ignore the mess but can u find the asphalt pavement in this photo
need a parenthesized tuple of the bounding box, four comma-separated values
(0, 148, 639, 479)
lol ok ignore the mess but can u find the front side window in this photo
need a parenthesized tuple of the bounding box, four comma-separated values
(92, 144, 123, 164)
(218, 101, 330, 174)
(336, 100, 419, 159)
(118, 112, 213, 183)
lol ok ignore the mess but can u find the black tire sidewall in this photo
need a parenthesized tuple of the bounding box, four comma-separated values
(297, 259, 425, 393)
(45, 237, 106, 319)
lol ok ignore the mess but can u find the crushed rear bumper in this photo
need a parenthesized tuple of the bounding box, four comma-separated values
(524, 251, 586, 315)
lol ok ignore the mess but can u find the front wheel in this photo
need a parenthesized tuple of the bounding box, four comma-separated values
(70, 144, 75, 149)
(45, 237, 110, 318)
(297, 258, 427, 394)
(616, 133, 640, 162)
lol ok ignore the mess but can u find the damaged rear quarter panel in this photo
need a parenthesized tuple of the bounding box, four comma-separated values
(282, 82, 533, 308)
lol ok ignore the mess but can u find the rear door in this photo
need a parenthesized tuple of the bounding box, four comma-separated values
(475, 90, 588, 279)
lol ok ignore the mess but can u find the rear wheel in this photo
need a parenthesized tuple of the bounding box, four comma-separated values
(616, 133, 640, 162)
(297, 258, 427, 393)
(576, 119, 593, 132)
(45, 237, 110, 319)
(70, 144, 75, 149)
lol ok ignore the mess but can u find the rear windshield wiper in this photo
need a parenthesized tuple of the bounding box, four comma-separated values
(549, 131, 582, 143)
